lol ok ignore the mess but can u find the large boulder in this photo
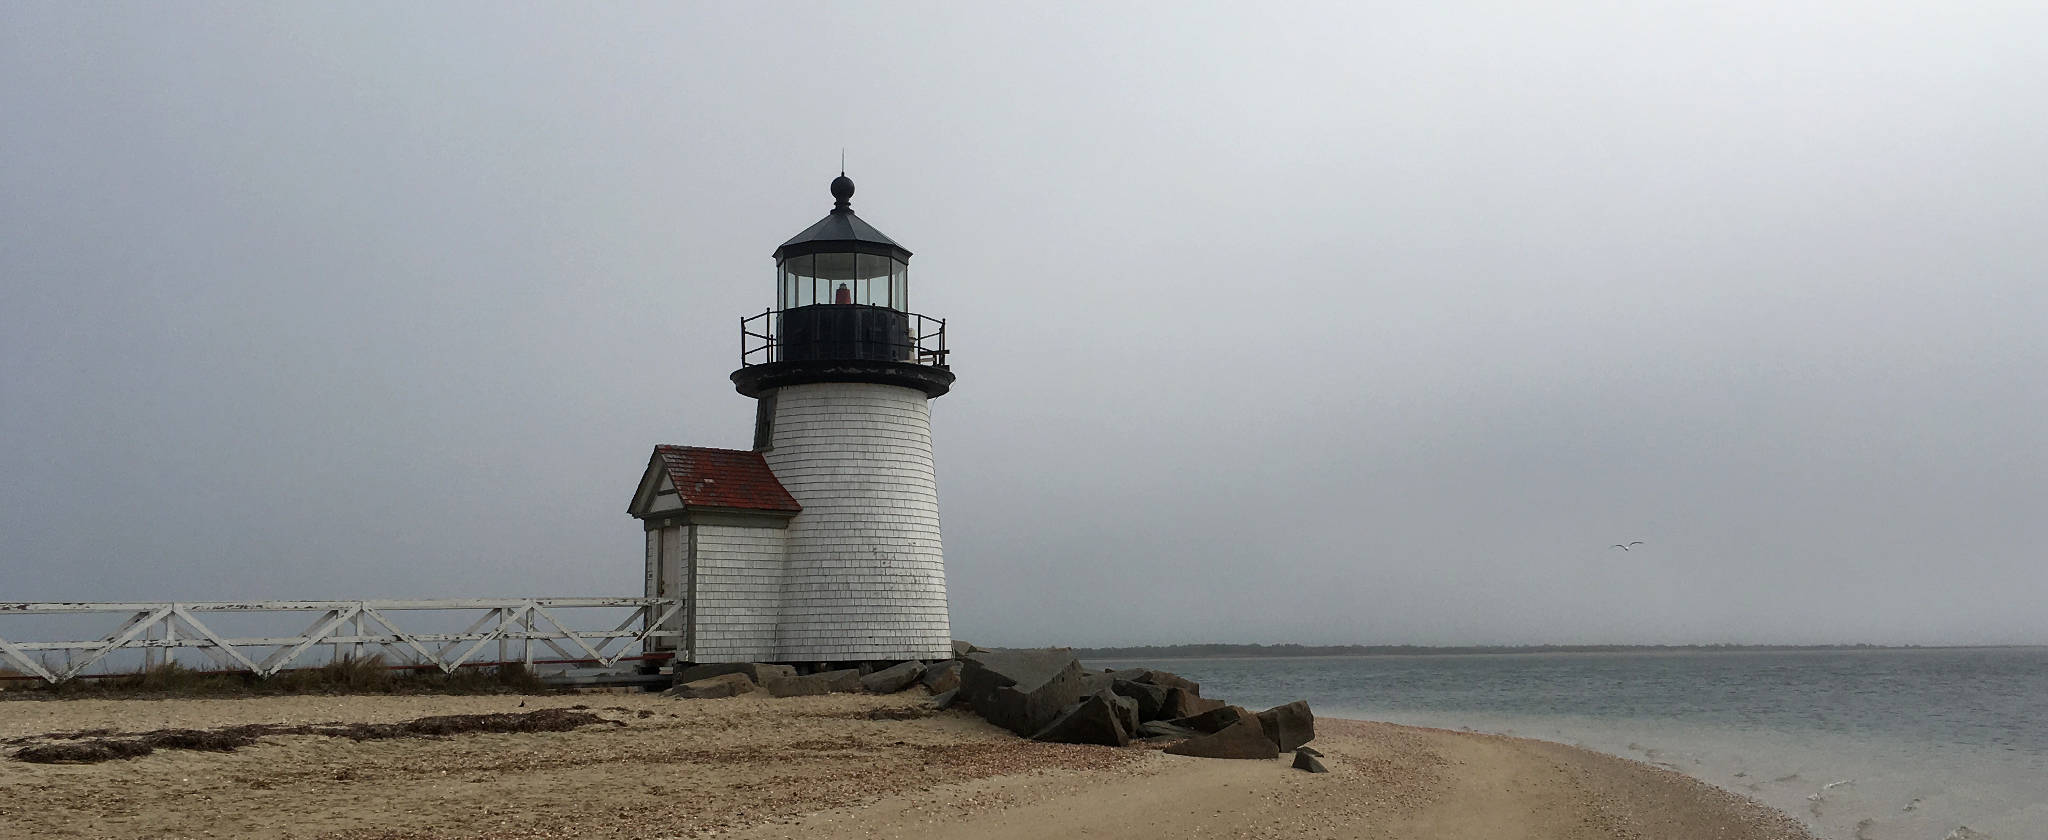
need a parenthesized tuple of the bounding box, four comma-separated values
(762, 674, 829, 697)
(1163, 717, 1279, 760)
(1031, 691, 1129, 747)
(1167, 704, 1257, 734)
(1257, 700, 1316, 752)
(814, 668, 865, 692)
(673, 662, 796, 685)
(859, 661, 927, 694)
(951, 640, 981, 658)
(1077, 671, 1116, 697)
(959, 649, 1087, 737)
(1161, 687, 1225, 720)
(921, 660, 963, 694)
(664, 672, 756, 699)
(1111, 679, 1168, 720)
(1292, 751, 1328, 773)
(761, 668, 864, 698)
(1136, 720, 1202, 739)
(929, 688, 960, 710)
(1137, 670, 1201, 696)
(1106, 691, 1140, 735)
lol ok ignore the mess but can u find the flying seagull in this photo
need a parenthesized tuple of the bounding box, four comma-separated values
(1610, 541, 1646, 551)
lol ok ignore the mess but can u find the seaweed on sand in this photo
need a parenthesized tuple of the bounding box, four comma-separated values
(9, 708, 619, 764)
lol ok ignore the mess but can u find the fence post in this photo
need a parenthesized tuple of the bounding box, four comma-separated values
(523, 610, 535, 668)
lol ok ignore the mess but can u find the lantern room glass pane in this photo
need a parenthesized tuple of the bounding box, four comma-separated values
(781, 253, 824, 307)
(891, 260, 907, 311)
(856, 253, 893, 307)
(809, 252, 855, 304)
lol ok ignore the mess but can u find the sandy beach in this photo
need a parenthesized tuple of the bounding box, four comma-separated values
(0, 691, 1814, 840)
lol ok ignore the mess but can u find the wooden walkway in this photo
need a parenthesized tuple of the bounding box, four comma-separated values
(0, 598, 682, 683)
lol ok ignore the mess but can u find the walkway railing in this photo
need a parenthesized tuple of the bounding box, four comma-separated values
(0, 598, 683, 684)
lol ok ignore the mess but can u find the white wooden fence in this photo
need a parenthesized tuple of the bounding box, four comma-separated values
(0, 598, 683, 684)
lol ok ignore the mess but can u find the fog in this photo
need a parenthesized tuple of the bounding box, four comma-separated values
(4, 3, 2043, 647)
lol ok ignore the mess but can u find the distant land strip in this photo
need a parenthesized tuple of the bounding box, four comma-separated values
(1067, 643, 2027, 659)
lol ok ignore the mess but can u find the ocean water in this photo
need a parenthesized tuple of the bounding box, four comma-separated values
(1087, 648, 2048, 840)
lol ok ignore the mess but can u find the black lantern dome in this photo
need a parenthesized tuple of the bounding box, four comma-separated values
(735, 175, 952, 400)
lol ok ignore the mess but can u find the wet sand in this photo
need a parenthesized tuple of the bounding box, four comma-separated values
(0, 691, 1814, 839)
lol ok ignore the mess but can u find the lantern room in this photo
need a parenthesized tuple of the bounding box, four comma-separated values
(746, 173, 949, 370)
(773, 174, 912, 311)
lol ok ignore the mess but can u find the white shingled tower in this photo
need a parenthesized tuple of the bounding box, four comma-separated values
(629, 173, 955, 667)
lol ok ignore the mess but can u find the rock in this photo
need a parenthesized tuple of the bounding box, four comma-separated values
(1137, 720, 1201, 739)
(1031, 691, 1129, 747)
(1161, 687, 1225, 719)
(1292, 751, 1328, 773)
(921, 660, 963, 694)
(1077, 671, 1115, 697)
(760, 668, 864, 698)
(663, 672, 756, 699)
(1257, 700, 1316, 752)
(814, 668, 864, 692)
(1167, 705, 1257, 734)
(1106, 692, 1140, 735)
(1111, 679, 1168, 720)
(959, 649, 1087, 737)
(761, 674, 829, 697)
(1163, 717, 1279, 760)
(929, 688, 960, 710)
(859, 661, 927, 694)
(1137, 670, 1201, 696)
(951, 640, 981, 658)
(673, 662, 796, 685)
(1295, 745, 1323, 757)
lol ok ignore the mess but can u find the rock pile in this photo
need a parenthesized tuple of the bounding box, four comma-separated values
(660, 644, 1323, 769)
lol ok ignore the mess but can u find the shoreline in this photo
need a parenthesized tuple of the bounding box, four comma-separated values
(0, 692, 1815, 839)
(1081, 644, 2044, 663)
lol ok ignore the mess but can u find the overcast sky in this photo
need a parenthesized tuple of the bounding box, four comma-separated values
(3, 3, 2043, 647)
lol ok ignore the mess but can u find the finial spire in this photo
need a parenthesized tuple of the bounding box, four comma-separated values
(829, 170, 855, 212)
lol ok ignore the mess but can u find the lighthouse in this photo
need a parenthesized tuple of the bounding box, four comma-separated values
(628, 174, 954, 667)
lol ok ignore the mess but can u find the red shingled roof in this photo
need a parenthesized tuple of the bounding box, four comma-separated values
(647, 445, 801, 513)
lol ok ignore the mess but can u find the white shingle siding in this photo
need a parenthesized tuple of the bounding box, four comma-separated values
(764, 382, 951, 661)
(689, 524, 787, 663)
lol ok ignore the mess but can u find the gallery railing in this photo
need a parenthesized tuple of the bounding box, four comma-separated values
(740, 306, 948, 368)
